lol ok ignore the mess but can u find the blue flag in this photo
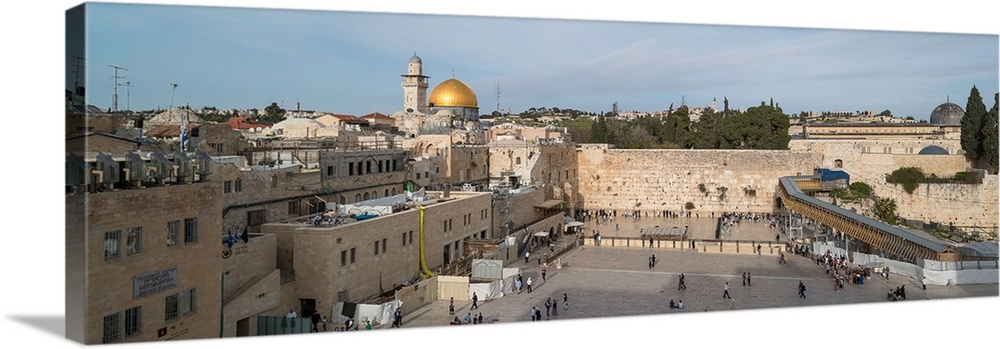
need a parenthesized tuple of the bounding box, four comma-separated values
(240, 227, 249, 243)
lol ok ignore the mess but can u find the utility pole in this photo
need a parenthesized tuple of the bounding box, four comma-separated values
(109, 64, 128, 112)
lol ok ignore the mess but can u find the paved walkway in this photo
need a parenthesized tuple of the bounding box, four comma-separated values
(395, 243, 998, 330)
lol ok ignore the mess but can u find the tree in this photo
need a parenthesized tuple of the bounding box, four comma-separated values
(980, 92, 999, 173)
(961, 85, 987, 160)
(262, 102, 286, 124)
(879, 109, 892, 117)
(589, 115, 608, 143)
(873, 197, 897, 224)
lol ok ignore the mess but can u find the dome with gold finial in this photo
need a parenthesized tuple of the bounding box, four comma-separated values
(428, 76, 478, 109)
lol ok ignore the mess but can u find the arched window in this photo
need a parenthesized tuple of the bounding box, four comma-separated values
(515, 157, 521, 165)
(372, 190, 378, 199)
(385, 189, 390, 197)
(355, 193, 362, 202)
(339, 195, 346, 205)
(391, 188, 397, 195)
(363, 192, 370, 200)
(834, 159, 843, 168)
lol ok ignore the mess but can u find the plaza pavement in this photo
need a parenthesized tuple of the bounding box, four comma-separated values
(393, 240, 998, 330)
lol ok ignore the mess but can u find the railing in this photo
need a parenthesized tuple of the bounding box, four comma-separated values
(582, 237, 788, 255)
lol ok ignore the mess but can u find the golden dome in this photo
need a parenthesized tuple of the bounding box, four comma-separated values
(428, 78, 478, 108)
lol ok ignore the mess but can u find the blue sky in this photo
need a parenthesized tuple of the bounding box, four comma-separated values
(75, 2, 998, 120)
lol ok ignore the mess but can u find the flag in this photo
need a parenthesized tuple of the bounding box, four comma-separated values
(240, 227, 249, 243)
(225, 228, 234, 249)
(179, 111, 188, 152)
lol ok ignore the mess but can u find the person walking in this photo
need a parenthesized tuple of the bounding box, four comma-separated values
(922, 276, 928, 290)
(516, 276, 523, 293)
(526, 276, 533, 293)
(563, 293, 569, 310)
(678, 273, 686, 290)
(742, 272, 747, 286)
(544, 298, 552, 318)
(471, 292, 479, 310)
(723, 282, 731, 299)
(798, 281, 807, 299)
(449, 297, 455, 315)
(542, 266, 547, 281)
(525, 250, 530, 264)
(747, 272, 751, 287)
(537, 253, 542, 265)
(757, 244, 762, 255)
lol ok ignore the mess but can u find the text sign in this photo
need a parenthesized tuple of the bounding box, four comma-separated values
(134, 267, 178, 298)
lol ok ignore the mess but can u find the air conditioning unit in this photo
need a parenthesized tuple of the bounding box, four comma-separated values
(174, 152, 193, 184)
(124, 152, 149, 187)
(94, 153, 120, 191)
(149, 152, 171, 185)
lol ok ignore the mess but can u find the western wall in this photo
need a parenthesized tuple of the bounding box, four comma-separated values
(574, 144, 821, 214)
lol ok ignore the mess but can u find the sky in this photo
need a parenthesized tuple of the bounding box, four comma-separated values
(74, 1, 999, 120)
(2, 1, 998, 349)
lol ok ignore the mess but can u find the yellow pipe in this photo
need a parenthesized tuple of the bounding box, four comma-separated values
(418, 206, 435, 278)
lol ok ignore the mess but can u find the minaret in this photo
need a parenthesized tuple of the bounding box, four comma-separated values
(401, 53, 429, 113)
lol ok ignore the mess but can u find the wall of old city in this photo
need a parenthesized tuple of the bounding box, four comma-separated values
(576, 144, 821, 214)
(873, 174, 999, 231)
(788, 138, 965, 173)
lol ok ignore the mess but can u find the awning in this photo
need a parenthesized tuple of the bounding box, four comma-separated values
(534, 199, 564, 210)
(533, 232, 550, 237)
(565, 221, 585, 228)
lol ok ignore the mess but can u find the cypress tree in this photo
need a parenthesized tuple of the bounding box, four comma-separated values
(980, 92, 999, 173)
(961, 85, 987, 160)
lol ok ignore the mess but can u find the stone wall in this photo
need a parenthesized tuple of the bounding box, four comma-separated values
(875, 174, 999, 231)
(576, 145, 821, 214)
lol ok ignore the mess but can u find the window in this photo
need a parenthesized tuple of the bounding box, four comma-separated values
(425, 171, 430, 179)
(180, 288, 196, 315)
(104, 230, 121, 261)
(382, 238, 387, 253)
(374, 240, 380, 256)
(327, 166, 335, 177)
(165, 294, 179, 321)
(235, 178, 242, 192)
(102, 312, 121, 343)
(341, 250, 347, 267)
(349, 165, 354, 176)
(416, 173, 421, 180)
(247, 209, 266, 226)
(124, 306, 141, 337)
(409, 231, 413, 245)
(288, 200, 300, 216)
(402, 232, 407, 246)
(355, 193, 361, 202)
(224, 181, 233, 193)
(126, 227, 142, 256)
(391, 188, 397, 195)
(209, 143, 224, 153)
(516, 157, 521, 165)
(184, 218, 198, 243)
(350, 248, 356, 264)
(166, 220, 180, 247)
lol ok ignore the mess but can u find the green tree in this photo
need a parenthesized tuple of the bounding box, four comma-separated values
(879, 109, 892, 117)
(849, 181, 873, 197)
(262, 102, 286, 124)
(873, 197, 897, 224)
(887, 167, 925, 194)
(961, 85, 987, 160)
(980, 92, 999, 173)
(719, 101, 790, 149)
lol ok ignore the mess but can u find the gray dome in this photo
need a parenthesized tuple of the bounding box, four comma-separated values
(409, 53, 422, 64)
(918, 145, 949, 155)
(930, 101, 963, 125)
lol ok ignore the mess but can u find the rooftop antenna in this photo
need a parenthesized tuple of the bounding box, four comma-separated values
(495, 83, 501, 113)
(124, 80, 132, 111)
(109, 64, 129, 112)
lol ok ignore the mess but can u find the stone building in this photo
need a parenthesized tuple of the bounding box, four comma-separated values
(66, 170, 222, 344)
